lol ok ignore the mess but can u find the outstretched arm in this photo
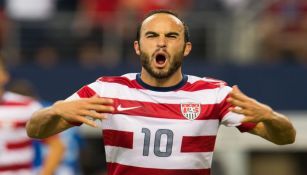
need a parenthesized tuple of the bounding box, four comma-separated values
(26, 96, 114, 139)
(227, 85, 296, 145)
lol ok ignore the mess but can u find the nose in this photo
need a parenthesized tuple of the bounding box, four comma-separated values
(157, 36, 166, 48)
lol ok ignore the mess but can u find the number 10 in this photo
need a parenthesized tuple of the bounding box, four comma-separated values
(141, 128, 174, 157)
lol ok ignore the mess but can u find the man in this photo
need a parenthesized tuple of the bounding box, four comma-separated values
(26, 10, 296, 175)
(8, 79, 82, 175)
(0, 55, 64, 175)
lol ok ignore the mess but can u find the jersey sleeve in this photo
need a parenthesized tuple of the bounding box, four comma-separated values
(65, 81, 100, 101)
(218, 86, 256, 132)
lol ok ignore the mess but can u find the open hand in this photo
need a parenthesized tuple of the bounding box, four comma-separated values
(226, 85, 274, 123)
(52, 95, 114, 127)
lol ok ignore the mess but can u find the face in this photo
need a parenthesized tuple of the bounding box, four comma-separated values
(134, 13, 191, 79)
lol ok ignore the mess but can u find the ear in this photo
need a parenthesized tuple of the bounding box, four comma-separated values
(183, 42, 192, 57)
(134, 41, 140, 55)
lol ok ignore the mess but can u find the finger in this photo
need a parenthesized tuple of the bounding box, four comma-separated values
(229, 85, 249, 102)
(229, 107, 244, 115)
(229, 107, 253, 116)
(88, 97, 114, 105)
(80, 110, 106, 120)
(227, 97, 249, 108)
(87, 104, 114, 113)
(72, 115, 98, 128)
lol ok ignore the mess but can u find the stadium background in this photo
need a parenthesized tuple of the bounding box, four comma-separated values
(1, 0, 307, 175)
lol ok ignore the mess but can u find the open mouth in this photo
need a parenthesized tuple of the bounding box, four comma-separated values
(155, 54, 167, 65)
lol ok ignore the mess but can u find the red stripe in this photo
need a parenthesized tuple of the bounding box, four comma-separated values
(219, 94, 232, 119)
(0, 163, 32, 171)
(14, 121, 27, 128)
(6, 139, 32, 150)
(107, 162, 211, 175)
(112, 99, 221, 120)
(77, 85, 97, 98)
(103, 130, 133, 149)
(0, 121, 27, 128)
(181, 136, 216, 152)
(0, 100, 33, 106)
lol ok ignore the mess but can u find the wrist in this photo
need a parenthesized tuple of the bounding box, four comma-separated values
(51, 100, 64, 116)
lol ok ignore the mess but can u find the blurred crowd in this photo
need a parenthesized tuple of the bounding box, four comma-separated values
(0, 0, 307, 69)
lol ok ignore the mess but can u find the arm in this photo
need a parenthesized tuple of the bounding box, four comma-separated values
(227, 85, 296, 145)
(26, 96, 114, 139)
(40, 136, 65, 175)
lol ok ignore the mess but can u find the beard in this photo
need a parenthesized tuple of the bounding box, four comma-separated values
(140, 48, 185, 79)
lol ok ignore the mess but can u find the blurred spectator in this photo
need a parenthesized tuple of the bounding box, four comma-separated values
(4, 0, 56, 62)
(34, 46, 59, 69)
(73, 0, 121, 67)
(257, 0, 307, 64)
(134, 0, 192, 15)
(56, 0, 79, 12)
(0, 1, 5, 50)
(8, 78, 83, 175)
(0, 55, 64, 175)
(77, 41, 103, 69)
(73, 0, 193, 67)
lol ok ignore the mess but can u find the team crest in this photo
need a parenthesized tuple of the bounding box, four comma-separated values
(180, 103, 201, 120)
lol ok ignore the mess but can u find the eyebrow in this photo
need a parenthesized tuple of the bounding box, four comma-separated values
(144, 31, 158, 36)
(144, 31, 180, 37)
(165, 32, 179, 37)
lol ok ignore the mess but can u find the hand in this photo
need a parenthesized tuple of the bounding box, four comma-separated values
(226, 85, 274, 123)
(52, 95, 114, 127)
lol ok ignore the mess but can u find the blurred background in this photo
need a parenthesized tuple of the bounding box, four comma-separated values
(0, 0, 306, 174)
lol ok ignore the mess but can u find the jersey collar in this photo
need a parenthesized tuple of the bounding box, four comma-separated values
(136, 73, 188, 92)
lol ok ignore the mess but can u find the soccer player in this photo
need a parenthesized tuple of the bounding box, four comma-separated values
(0, 55, 65, 175)
(26, 10, 296, 175)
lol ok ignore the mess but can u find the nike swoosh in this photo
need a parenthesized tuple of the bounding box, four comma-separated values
(117, 105, 142, 111)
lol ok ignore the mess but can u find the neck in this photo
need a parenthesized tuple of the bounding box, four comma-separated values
(140, 68, 183, 87)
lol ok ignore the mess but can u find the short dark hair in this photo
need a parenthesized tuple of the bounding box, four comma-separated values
(136, 9, 190, 43)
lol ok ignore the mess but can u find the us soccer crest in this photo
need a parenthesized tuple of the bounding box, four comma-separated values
(180, 103, 201, 120)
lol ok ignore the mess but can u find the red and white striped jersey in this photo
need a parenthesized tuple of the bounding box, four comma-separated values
(0, 91, 42, 175)
(69, 73, 255, 175)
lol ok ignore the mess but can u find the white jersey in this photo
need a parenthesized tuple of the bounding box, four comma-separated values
(0, 91, 42, 175)
(69, 73, 255, 175)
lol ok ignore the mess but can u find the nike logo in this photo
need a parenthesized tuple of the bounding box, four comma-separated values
(117, 104, 142, 111)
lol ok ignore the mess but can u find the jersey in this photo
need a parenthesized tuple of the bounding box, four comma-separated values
(0, 91, 42, 175)
(69, 73, 256, 175)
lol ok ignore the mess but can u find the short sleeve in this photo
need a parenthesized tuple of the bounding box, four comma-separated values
(218, 86, 256, 132)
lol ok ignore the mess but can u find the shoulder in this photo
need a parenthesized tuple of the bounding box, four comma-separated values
(185, 75, 230, 91)
(96, 73, 137, 84)
(2, 91, 37, 103)
(0, 91, 42, 108)
(94, 73, 139, 89)
(76, 73, 138, 98)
